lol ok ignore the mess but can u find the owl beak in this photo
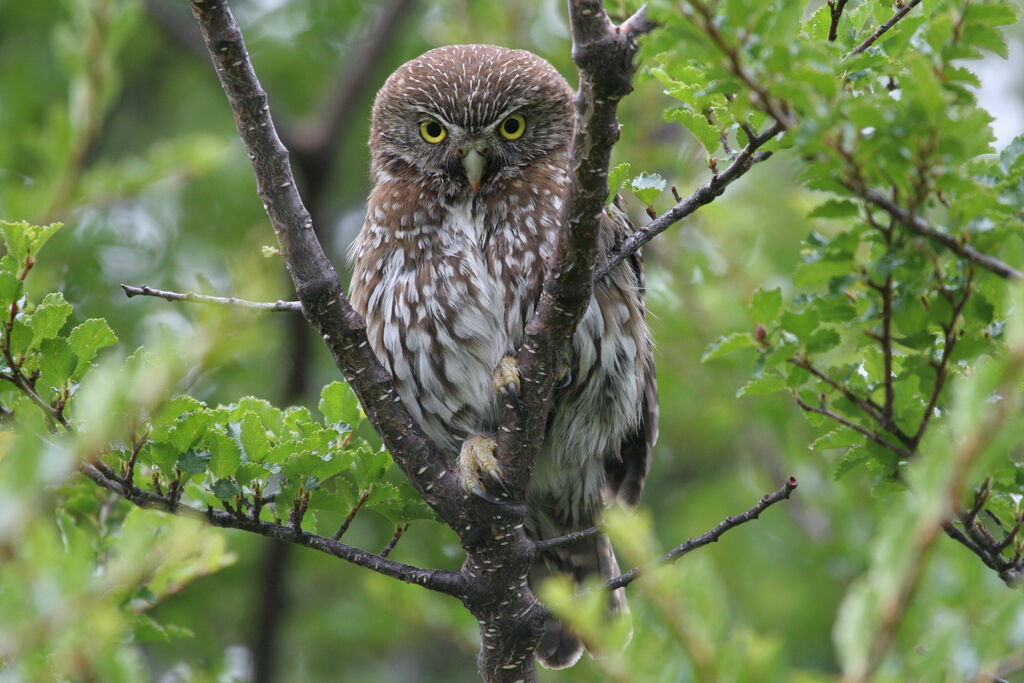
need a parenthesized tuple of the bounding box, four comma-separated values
(460, 147, 487, 193)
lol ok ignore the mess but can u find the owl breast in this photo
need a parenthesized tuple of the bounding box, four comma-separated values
(351, 180, 557, 455)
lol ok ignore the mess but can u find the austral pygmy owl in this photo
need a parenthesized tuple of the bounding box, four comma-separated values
(350, 45, 657, 669)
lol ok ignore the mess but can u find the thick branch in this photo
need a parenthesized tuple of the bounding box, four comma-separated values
(851, 188, 1022, 281)
(80, 462, 464, 596)
(121, 283, 302, 312)
(186, 0, 460, 520)
(607, 477, 798, 590)
(494, 1, 654, 494)
(598, 120, 783, 279)
(847, 0, 923, 57)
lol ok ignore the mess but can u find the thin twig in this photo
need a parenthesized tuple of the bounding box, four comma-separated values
(828, 0, 850, 42)
(846, 0, 923, 57)
(379, 523, 409, 558)
(121, 284, 302, 312)
(598, 120, 783, 279)
(606, 477, 797, 590)
(851, 187, 1021, 281)
(533, 525, 601, 552)
(792, 395, 914, 460)
(79, 461, 463, 596)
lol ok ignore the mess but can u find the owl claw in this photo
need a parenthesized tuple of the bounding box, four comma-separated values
(555, 362, 572, 390)
(458, 435, 509, 504)
(492, 356, 521, 403)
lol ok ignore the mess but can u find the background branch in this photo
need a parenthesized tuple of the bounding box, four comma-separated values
(607, 477, 798, 590)
(598, 120, 783, 280)
(121, 284, 301, 312)
(852, 186, 1022, 281)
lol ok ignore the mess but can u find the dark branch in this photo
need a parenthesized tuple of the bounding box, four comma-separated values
(533, 525, 601, 552)
(495, 1, 654, 494)
(121, 284, 302, 312)
(853, 187, 1022, 281)
(598, 120, 783, 280)
(186, 0, 461, 522)
(847, 0, 923, 57)
(80, 462, 464, 596)
(828, 0, 850, 42)
(792, 395, 914, 460)
(607, 477, 798, 590)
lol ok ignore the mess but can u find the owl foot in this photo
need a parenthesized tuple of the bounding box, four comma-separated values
(554, 361, 572, 390)
(458, 435, 509, 504)
(492, 355, 521, 403)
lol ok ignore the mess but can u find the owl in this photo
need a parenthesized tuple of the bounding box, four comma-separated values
(349, 44, 657, 669)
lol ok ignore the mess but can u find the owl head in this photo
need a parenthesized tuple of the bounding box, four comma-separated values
(369, 44, 573, 198)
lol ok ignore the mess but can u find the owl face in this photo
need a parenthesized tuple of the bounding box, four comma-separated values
(370, 45, 573, 199)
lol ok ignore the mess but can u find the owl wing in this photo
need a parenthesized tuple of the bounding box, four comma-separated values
(601, 201, 658, 507)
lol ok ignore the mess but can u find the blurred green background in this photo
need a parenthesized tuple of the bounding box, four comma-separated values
(1, 1, 1022, 681)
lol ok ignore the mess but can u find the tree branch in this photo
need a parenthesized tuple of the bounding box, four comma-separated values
(850, 187, 1022, 281)
(846, 0, 923, 57)
(598, 120, 783, 280)
(828, 0, 850, 42)
(80, 462, 464, 596)
(121, 283, 302, 312)
(607, 477, 798, 590)
(495, 1, 654, 494)
(792, 394, 914, 461)
(185, 0, 462, 523)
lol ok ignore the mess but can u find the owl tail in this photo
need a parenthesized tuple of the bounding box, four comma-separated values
(532, 533, 628, 669)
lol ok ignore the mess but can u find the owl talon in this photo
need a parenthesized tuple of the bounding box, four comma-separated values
(555, 363, 572, 390)
(492, 356, 521, 403)
(458, 435, 508, 504)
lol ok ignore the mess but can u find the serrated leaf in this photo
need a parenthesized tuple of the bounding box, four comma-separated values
(205, 426, 242, 479)
(27, 292, 72, 347)
(177, 450, 210, 476)
(628, 172, 667, 206)
(701, 332, 756, 362)
(318, 381, 362, 428)
(238, 411, 269, 463)
(211, 478, 240, 502)
(807, 328, 840, 353)
(0, 220, 62, 265)
(351, 448, 390, 491)
(665, 107, 720, 153)
(736, 374, 786, 398)
(606, 162, 632, 205)
(68, 318, 117, 373)
(38, 338, 77, 389)
(750, 287, 783, 325)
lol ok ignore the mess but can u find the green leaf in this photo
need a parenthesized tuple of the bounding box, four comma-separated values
(701, 332, 756, 362)
(810, 428, 863, 451)
(665, 107, 720, 153)
(628, 172, 667, 206)
(318, 382, 362, 428)
(0, 272, 23, 308)
(38, 338, 77, 389)
(238, 411, 269, 462)
(68, 318, 117, 373)
(807, 328, 840, 354)
(808, 199, 859, 219)
(606, 162, 632, 205)
(211, 478, 240, 502)
(0, 220, 62, 266)
(205, 426, 242, 479)
(27, 292, 73, 347)
(750, 287, 783, 325)
(177, 450, 210, 476)
(736, 374, 786, 398)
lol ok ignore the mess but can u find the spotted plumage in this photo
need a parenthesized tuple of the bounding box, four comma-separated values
(350, 44, 657, 669)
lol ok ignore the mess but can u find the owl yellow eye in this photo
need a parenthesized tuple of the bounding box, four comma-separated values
(420, 119, 447, 143)
(499, 114, 526, 140)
